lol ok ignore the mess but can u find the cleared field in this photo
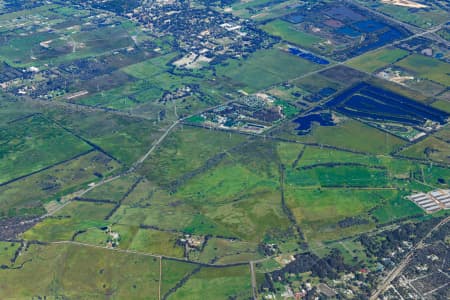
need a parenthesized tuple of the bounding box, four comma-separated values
(0, 151, 120, 217)
(139, 126, 247, 186)
(286, 165, 389, 187)
(83, 173, 141, 202)
(161, 259, 197, 297)
(168, 265, 252, 300)
(128, 228, 184, 258)
(48, 109, 164, 165)
(297, 146, 381, 167)
(277, 142, 305, 166)
(0, 242, 20, 266)
(281, 117, 406, 154)
(395, 54, 450, 86)
(432, 100, 450, 113)
(347, 47, 409, 73)
(285, 188, 398, 242)
(23, 201, 114, 241)
(198, 238, 261, 264)
(215, 48, 322, 92)
(0, 115, 91, 184)
(399, 136, 450, 164)
(371, 194, 423, 223)
(261, 20, 324, 49)
(122, 52, 179, 79)
(0, 243, 160, 299)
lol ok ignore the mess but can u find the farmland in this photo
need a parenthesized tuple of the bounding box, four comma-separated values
(0, 0, 449, 299)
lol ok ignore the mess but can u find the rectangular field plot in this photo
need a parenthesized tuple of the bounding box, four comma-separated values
(261, 20, 325, 50)
(215, 48, 322, 93)
(398, 136, 450, 164)
(285, 188, 398, 242)
(347, 47, 409, 73)
(166, 265, 252, 300)
(0, 114, 91, 184)
(280, 117, 406, 154)
(394, 54, 450, 86)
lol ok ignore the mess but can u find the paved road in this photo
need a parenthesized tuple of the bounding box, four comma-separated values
(250, 261, 258, 300)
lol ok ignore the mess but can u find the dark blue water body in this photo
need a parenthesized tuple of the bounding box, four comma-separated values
(325, 82, 449, 126)
(288, 47, 330, 65)
(319, 87, 336, 97)
(336, 26, 361, 37)
(293, 112, 335, 135)
(357, 28, 404, 53)
(354, 20, 386, 33)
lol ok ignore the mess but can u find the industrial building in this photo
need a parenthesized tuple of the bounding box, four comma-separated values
(407, 190, 450, 213)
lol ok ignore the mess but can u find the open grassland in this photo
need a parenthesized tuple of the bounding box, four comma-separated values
(297, 146, 381, 167)
(371, 193, 423, 223)
(399, 136, 450, 164)
(286, 165, 389, 187)
(47, 109, 164, 165)
(139, 126, 247, 186)
(122, 52, 179, 79)
(161, 259, 197, 297)
(75, 79, 164, 110)
(0, 15, 134, 68)
(280, 118, 406, 154)
(167, 265, 252, 300)
(215, 48, 322, 92)
(83, 173, 141, 202)
(347, 47, 409, 73)
(277, 142, 305, 166)
(0, 114, 91, 184)
(0, 243, 160, 299)
(261, 20, 324, 50)
(22, 201, 114, 241)
(128, 228, 185, 258)
(0, 242, 20, 266)
(0, 151, 120, 216)
(198, 238, 262, 264)
(285, 188, 398, 242)
(395, 54, 450, 86)
(432, 100, 450, 113)
(292, 73, 344, 94)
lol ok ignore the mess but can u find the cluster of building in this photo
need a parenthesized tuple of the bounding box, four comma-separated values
(192, 93, 283, 133)
(127, 0, 274, 67)
(407, 189, 450, 213)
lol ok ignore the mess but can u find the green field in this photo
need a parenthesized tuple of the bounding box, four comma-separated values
(23, 201, 114, 241)
(0, 115, 91, 184)
(280, 117, 406, 154)
(347, 48, 410, 73)
(168, 265, 252, 300)
(215, 48, 322, 92)
(399, 136, 450, 164)
(0, 151, 120, 216)
(395, 54, 450, 86)
(139, 126, 246, 186)
(261, 20, 324, 49)
(285, 188, 397, 242)
(0, 243, 160, 299)
(432, 100, 450, 113)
